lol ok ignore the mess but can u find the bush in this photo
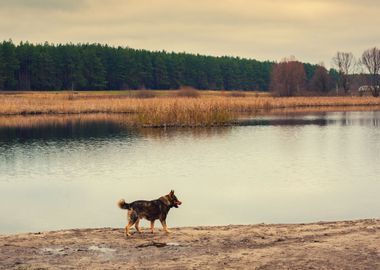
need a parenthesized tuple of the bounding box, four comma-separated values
(134, 90, 156, 99)
(176, 87, 200, 98)
(228, 91, 246, 97)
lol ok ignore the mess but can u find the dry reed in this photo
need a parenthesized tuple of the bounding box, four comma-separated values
(0, 114, 132, 129)
(1, 92, 380, 127)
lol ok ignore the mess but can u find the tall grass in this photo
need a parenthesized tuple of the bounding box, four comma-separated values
(1, 91, 380, 127)
(0, 114, 132, 128)
(134, 98, 233, 127)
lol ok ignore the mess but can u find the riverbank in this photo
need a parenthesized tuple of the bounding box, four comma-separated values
(1, 219, 379, 269)
(1, 91, 380, 127)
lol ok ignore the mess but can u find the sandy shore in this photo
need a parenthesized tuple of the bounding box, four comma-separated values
(1, 219, 379, 270)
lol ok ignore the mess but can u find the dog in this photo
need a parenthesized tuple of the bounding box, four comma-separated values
(118, 190, 182, 237)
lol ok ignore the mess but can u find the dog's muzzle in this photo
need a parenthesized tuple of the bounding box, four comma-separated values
(174, 201, 182, 208)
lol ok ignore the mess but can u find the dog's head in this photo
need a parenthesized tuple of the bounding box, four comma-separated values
(167, 190, 182, 208)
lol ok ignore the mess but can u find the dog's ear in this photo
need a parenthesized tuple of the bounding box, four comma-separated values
(170, 190, 175, 195)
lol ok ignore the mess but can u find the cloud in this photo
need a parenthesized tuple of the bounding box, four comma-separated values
(0, 0, 379, 65)
(1, 0, 86, 11)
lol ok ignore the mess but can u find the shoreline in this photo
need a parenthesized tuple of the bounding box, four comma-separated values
(0, 102, 380, 116)
(0, 104, 380, 130)
(1, 92, 380, 127)
(1, 219, 379, 269)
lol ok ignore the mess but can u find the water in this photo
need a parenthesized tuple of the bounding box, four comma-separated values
(0, 111, 379, 234)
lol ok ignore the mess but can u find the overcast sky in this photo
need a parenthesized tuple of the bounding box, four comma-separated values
(0, 0, 379, 66)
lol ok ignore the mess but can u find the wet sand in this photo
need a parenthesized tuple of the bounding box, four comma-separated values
(1, 219, 379, 270)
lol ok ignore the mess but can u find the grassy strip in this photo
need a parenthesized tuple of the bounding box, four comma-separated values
(1, 91, 380, 127)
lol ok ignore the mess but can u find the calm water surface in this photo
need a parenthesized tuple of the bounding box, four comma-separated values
(0, 111, 380, 234)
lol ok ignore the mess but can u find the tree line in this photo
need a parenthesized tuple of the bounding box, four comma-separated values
(1, 40, 377, 96)
(271, 47, 380, 97)
(0, 40, 276, 91)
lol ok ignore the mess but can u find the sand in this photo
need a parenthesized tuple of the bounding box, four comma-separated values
(0, 219, 379, 270)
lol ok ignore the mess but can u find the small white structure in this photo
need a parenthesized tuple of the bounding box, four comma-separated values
(358, 85, 380, 96)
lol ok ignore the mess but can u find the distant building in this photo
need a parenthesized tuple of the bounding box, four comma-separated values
(358, 85, 380, 96)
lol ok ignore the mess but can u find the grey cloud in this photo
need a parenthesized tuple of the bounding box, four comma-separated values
(0, 0, 379, 65)
(0, 0, 86, 11)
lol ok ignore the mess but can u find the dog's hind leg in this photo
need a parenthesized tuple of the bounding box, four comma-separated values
(125, 220, 135, 237)
(125, 210, 137, 237)
(150, 220, 155, 234)
(134, 219, 142, 233)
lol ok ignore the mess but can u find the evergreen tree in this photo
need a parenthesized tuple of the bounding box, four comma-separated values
(16, 41, 34, 90)
(81, 45, 107, 90)
(0, 40, 326, 92)
(0, 51, 4, 89)
(152, 53, 170, 89)
(166, 53, 183, 89)
(30, 43, 57, 90)
(310, 65, 330, 93)
(1, 40, 19, 90)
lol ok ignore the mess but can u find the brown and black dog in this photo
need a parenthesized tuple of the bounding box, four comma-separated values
(118, 190, 182, 237)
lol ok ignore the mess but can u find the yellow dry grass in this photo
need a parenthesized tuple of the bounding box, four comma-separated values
(0, 114, 131, 129)
(1, 91, 380, 127)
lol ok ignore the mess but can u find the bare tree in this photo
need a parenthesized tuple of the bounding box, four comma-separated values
(361, 47, 380, 97)
(270, 57, 306, 97)
(332, 52, 355, 94)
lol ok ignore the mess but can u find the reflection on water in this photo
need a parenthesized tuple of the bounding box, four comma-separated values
(0, 114, 234, 143)
(0, 114, 135, 143)
(240, 111, 380, 127)
(0, 111, 380, 234)
(0, 121, 131, 143)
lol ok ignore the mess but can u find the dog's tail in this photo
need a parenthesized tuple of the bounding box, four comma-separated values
(118, 199, 130, 210)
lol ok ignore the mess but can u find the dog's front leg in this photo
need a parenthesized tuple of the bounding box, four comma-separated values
(135, 219, 142, 233)
(160, 220, 171, 233)
(150, 220, 155, 234)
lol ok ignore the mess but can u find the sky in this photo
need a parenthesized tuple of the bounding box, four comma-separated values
(0, 0, 379, 66)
